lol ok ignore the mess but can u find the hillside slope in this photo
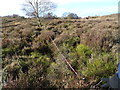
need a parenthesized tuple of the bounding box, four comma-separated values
(1, 14, 119, 88)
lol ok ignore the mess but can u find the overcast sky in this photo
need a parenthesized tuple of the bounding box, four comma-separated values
(0, 0, 119, 17)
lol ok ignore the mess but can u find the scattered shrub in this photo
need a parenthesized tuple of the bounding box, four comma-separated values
(82, 59, 116, 78)
(76, 44, 92, 58)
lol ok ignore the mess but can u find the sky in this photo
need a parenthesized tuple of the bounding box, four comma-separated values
(0, 0, 119, 17)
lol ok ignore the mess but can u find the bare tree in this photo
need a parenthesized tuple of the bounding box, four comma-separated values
(23, 0, 57, 18)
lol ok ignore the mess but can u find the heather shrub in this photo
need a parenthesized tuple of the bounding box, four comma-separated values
(47, 57, 73, 88)
(54, 32, 70, 45)
(65, 37, 80, 47)
(2, 45, 20, 57)
(80, 29, 117, 52)
(2, 38, 11, 48)
(3, 53, 54, 88)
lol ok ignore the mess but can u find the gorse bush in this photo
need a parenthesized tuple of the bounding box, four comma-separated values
(81, 50, 117, 84)
(76, 44, 92, 58)
(82, 58, 116, 78)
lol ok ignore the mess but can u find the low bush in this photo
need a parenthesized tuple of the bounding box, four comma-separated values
(76, 44, 92, 58)
(82, 58, 116, 79)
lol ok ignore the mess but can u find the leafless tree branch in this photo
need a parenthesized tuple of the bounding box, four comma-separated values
(22, 0, 57, 18)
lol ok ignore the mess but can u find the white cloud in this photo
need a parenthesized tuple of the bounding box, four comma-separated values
(0, 0, 25, 16)
(0, 0, 118, 17)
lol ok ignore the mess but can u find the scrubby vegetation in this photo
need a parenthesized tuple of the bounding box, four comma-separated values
(1, 14, 119, 88)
